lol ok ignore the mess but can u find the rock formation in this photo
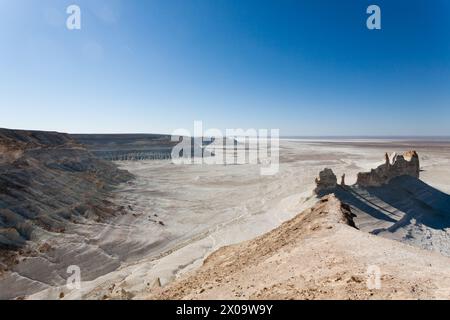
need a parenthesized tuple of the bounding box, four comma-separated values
(311, 151, 450, 258)
(314, 151, 420, 195)
(0, 128, 133, 250)
(72, 134, 178, 161)
(340, 174, 346, 186)
(314, 168, 337, 195)
(150, 194, 450, 300)
(72, 134, 214, 161)
(356, 151, 420, 187)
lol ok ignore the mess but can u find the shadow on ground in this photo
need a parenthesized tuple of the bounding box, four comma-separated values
(327, 176, 450, 233)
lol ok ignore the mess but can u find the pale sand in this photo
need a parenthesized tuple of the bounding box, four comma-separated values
(5, 139, 450, 299)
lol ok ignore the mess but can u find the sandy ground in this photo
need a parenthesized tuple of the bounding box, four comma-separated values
(2, 139, 450, 299)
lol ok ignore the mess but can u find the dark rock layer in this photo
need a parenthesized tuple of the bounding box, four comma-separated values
(72, 134, 178, 161)
(0, 128, 133, 250)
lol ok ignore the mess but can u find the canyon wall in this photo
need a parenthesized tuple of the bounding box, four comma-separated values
(0, 129, 133, 250)
(72, 134, 178, 161)
(356, 151, 420, 187)
(314, 151, 420, 194)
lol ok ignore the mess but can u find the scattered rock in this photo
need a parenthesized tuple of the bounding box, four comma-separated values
(349, 275, 363, 283)
(120, 288, 135, 300)
(152, 277, 162, 288)
(38, 243, 52, 253)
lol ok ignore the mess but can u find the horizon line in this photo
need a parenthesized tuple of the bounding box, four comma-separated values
(2, 127, 450, 140)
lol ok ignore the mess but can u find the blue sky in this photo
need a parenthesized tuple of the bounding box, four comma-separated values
(0, 0, 449, 135)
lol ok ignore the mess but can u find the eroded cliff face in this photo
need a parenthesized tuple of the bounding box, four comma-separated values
(311, 151, 450, 258)
(0, 128, 133, 251)
(314, 168, 338, 196)
(356, 151, 420, 187)
(313, 151, 420, 194)
(71, 134, 178, 161)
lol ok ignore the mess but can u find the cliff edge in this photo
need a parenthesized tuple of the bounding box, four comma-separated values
(0, 128, 133, 251)
(149, 194, 450, 299)
(356, 151, 419, 187)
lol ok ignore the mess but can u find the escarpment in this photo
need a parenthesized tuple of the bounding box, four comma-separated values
(313, 151, 450, 257)
(314, 151, 420, 196)
(356, 151, 420, 187)
(0, 128, 133, 250)
(314, 168, 338, 196)
(71, 134, 178, 161)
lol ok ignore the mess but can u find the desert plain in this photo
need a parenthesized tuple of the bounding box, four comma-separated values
(1, 137, 450, 300)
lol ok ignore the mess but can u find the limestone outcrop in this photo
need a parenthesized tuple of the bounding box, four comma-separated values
(314, 168, 337, 195)
(314, 151, 420, 196)
(72, 134, 178, 161)
(356, 151, 420, 187)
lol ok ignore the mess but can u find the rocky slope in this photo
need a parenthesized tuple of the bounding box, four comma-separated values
(149, 151, 450, 300)
(150, 194, 450, 299)
(0, 129, 133, 252)
(315, 150, 421, 195)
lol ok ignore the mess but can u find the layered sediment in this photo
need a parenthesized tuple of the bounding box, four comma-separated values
(314, 151, 420, 193)
(0, 129, 133, 251)
(356, 151, 420, 187)
(71, 134, 215, 161)
(314, 168, 337, 195)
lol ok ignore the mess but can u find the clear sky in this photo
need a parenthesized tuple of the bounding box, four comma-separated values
(0, 0, 449, 135)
